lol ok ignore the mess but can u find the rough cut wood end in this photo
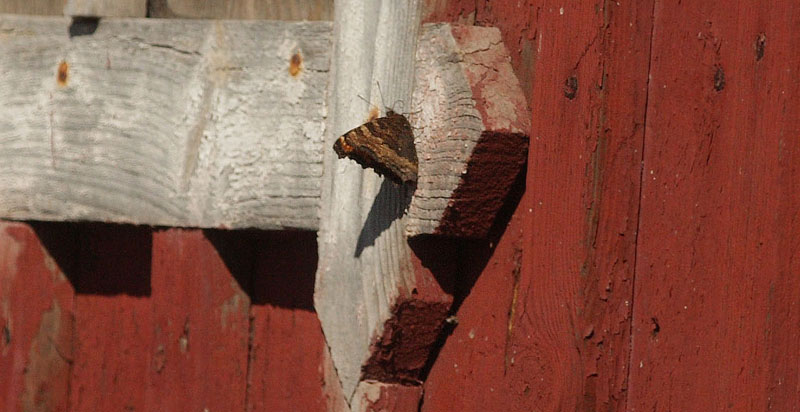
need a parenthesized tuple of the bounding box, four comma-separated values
(407, 24, 530, 239)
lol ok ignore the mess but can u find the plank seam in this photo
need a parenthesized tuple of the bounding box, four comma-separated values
(625, 0, 659, 409)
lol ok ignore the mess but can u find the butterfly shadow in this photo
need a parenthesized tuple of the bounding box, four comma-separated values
(354, 179, 414, 258)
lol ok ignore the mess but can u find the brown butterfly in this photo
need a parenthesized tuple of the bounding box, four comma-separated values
(333, 110, 418, 185)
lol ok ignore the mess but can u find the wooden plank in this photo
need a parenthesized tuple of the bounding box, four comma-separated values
(314, 0, 428, 402)
(629, 1, 800, 410)
(0, 15, 330, 230)
(0, 0, 66, 15)
(0, 15, 524, 238)
(245, 231, 330, 411)
(149, 0, 333, 20)
(145, 229, 250, 411)
(67, 224, 153, 412)
(420, 0, 652, 410)
(64, 0, 146, 17)
(0, 222, 74, 412)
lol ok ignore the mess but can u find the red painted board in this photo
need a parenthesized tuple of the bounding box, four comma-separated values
(245, 231, 330, 412)
(0, 222, 75, 412)
(145, 229, 250, 412)
(420, 212, 526, 410)
(68, 224, 153, 412)
(630, 1, 800, 411)
(422, 0, 651, 410)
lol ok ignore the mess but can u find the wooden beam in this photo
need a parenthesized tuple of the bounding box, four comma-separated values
(0, 0, 66, 16)
(64, 0, 146, 17)
(148, 0, 333, 20)
(314, 0, 426, 403)
(0, 15, 330, 230)
(407, 24, 530, 238)
(0, 15, 528, 237)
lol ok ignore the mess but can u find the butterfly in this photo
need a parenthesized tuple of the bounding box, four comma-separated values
(333, 110, 418, 185)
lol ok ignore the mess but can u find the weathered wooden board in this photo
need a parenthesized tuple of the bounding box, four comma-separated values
(0, 222, 74, 412)
(146, 229, 250, 411)
(0, 15, 330, 230)
(245, 231, 332, 411)
(64, 0, 146, 17)
(67, 224, 153, 412)
(149, 0, 333, 20)
(629, 1, 800, 411)
(0, 15, 527, 239)
(0, 0, 66, 15)
(314, 0, 424, 402)
(421, 0, 652, 410)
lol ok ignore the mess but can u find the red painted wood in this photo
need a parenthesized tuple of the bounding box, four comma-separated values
(245, 231, 330, 412)
(145, 229, 250, 412)
(422, 1, 651, 411)
(355, 382, 423, 412)
(68, 224, 153, 412)
(629, 2, 800, 411)
(0, 222, 74, 412)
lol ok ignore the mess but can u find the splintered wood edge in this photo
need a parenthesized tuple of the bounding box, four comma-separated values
(406, 24, 531, 238)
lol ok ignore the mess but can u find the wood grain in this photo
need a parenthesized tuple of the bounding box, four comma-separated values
(0, 0, 66, 15)
(148, 0, 333, 20)
(0, 15, 330, 230)
(407, 24, 529, 238)
(0, 16, 523, 239)
(629, 1, 800, 410)
(64, 0, 146, 17)
(420, 0, 652, 410)
(0, 222, 74, 412)
(314, 0, 425, 403)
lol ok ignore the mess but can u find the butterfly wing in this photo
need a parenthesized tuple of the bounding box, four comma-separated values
(333, 111, 418, 184)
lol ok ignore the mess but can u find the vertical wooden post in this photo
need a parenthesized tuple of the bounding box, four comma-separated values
(315, 0, 425, 405)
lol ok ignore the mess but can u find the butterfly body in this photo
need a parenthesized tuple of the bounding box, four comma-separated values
(333, 110, 418, 184)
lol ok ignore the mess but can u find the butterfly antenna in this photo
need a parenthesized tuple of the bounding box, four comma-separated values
(376, 81, 387, 112)
(391, 99, 407, 114)
(356, 93, 378, 110)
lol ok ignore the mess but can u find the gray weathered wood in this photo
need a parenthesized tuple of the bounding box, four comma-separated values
(0, 15, 329, 230)
(314, 0, 422, 404)
(64, 0, 146, 17)
(0, 15, 527, 238)
(407, 24, 530, 238)
(0, 0, 66, 16)
(148, 0, 333, 20)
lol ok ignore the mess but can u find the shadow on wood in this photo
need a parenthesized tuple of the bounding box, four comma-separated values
(29, 221, 152, 296)
(415, 161, 527, 381)
(355, 179, 413, 257)
(203, 229, 317, 310)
